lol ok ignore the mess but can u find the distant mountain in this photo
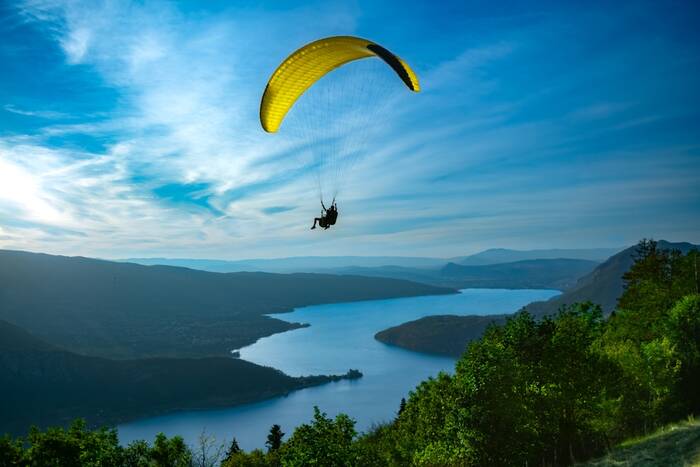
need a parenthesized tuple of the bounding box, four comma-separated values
(455, 248, 622, 266)
(375, 315, 508, 357)
(0, 319, 357, 434)
(125, 250, 619, 274)
(313, 265, 439, 284)
(439, 259, 599, 290)
(524, 241, 698, 317)
(125, 256, 448, 273)
(374, 241, 699, 357)
(0, 250, 453, 359)
(315, 258, 599, 290)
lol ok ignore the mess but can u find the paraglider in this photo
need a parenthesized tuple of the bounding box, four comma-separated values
(259, 36, 420, 230)
(311, 200, 338, 230)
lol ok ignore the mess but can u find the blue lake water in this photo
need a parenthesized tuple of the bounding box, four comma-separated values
(118, 288, 559, 451)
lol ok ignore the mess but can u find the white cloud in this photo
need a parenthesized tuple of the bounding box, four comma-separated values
(3, 0, 698, 258)
(4, 104, 70, 119)
(60, 25, 90, 63)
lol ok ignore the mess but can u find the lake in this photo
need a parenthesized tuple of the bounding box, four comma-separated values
(118, 288, 559, 451)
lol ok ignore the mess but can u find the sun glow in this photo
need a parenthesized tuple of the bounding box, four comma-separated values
(0, 155, 63, 224)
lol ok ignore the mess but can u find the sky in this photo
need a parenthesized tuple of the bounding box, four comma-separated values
(1, 0, 699, 260)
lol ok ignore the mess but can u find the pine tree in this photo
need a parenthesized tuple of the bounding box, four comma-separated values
(223, 437, 241, 462)
(266, 424, 284, 452)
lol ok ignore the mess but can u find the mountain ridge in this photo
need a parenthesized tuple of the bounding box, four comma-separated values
(0, 319, 358, 435)
(375, 240, 699, 356)
(0, 249, 453, 359)
(524, 240, 699, 317)
(124, 247, 622, 273)
(454, 247, 622, 265)
(310, 258, 599, 290)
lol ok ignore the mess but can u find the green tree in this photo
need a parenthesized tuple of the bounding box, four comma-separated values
(398, 398, 406, 416)
(280, 407, 356, 466)
(600, 243, 699, 432)
(266, 424, 284, 452)
(150, 432, 192, 467)
(0, 434, 24, 466)
(122, 440, 152, 467)
(615, 240, 699, 341)
(24, 419, 123, 467)
(223, 437, 242, 463)
(666, 294, 700, 412)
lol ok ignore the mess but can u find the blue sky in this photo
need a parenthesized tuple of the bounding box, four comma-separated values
(1, 0, 699, 259)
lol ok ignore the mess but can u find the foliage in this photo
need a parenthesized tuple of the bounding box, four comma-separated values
(0, 420, 191, 467)
(0, 249, 449, 360)
(266, 425, 284, 452)
(365, 240, 699, 466)
(279, 407, 357, 466)
(4, 240, 698, 466)
(222, 437, 241, 464)
(666, 294, 700, 411)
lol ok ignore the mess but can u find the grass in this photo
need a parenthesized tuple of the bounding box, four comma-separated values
(580, 416, 700, 467)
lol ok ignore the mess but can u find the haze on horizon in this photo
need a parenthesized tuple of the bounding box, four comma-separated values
(1, 0, 699, 260)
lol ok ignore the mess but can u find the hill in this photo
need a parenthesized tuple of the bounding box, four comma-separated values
(455, 247, 622, 265)
(579, 418, 700, 467)
(124, 255, 448, 273)
(374, 241, 698, 358)
(375, 314, 508, 357)
(439, 258, 599, 289)
(0, 249, 453, 359)
(524, 241, 698, 317)
(126, 249, 617, 275)
(0, 319, 359, 435)
(313, 258, 599, 290)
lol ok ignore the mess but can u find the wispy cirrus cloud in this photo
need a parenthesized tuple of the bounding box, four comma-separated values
(0, 0, 699, 258)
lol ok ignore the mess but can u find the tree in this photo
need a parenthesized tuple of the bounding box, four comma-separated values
(192, 430, 225, 467)
(601, 244, 700, 431)
(266, 424, 284, 452)
(122, 440, 152, 467)
(0, 434, 24, 466)
(24, 419, 123, 467)
(281, 407, 357, 466)
(616, 240, 699, 340)
(1, 421, 200, 467)
(223, 437, 241, 462)
(151, 432, 192, 467)
(666, 294, 700, 412)
(398, 398, 406, 416)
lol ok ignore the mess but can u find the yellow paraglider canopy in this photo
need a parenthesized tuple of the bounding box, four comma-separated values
(260, 36, 420, 133)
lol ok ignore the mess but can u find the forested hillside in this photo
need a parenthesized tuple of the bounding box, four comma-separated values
(375, 314, 507, 357)
(455, 247, 621, 265)
(314, 258, 599, 290)
(374, 240, 699, 358)
(0, 249, 453, 358)
(0, 319, 359, 434)
(440, 258, 598, 289)
(524, 240, 698, 317)
(5, 240, 698, 465)
(226, 240, 700, 465)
